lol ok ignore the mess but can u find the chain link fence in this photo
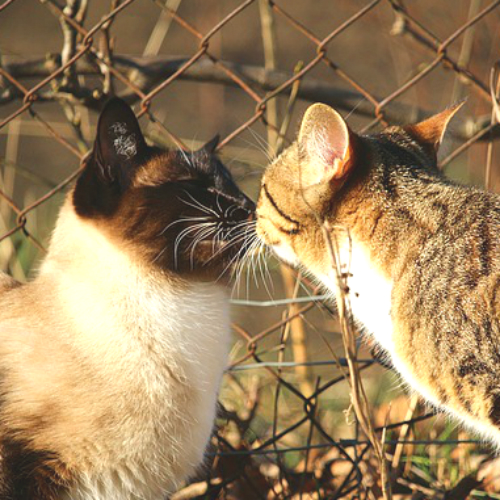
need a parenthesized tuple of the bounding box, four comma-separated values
(2, 1, 500, 498)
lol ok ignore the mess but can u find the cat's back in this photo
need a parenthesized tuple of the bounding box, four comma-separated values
(393, 182, 500, 305)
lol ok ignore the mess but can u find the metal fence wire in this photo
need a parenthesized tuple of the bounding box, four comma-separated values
(2, 0, 500, 498)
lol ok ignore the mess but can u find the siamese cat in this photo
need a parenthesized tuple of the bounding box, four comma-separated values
(0, 98, 254, 499)
(256, 102, 500, 448)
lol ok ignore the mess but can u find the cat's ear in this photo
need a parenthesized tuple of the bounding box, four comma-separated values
(73, 98, 148, 217)
(298, 103, 353, 186)
(404, 101, 465, 155)
(91, 97, 147, 188)
(199, 134, 220, 155)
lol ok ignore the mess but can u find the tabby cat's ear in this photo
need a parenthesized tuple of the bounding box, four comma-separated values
(91, 97, 147, 188)
(404, 102, 465, 156)
(297, 103, 353, 186)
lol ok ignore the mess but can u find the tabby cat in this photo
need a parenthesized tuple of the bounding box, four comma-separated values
(256, 102, 500, 446)
(0, 98, 254, 499)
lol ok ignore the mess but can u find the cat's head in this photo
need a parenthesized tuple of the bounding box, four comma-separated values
(73, 98, 255, 281)
(256, 102, 462, 269)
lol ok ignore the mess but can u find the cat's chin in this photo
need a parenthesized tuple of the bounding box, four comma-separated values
(271, 243, 299, 266)
(194, 239, 250, 271)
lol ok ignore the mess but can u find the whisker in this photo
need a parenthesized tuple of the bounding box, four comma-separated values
(189, 225, 217, 268)
(245, 235, 261, 297)
(186, 223, 217, 249)
(215, 193, 223, 214)
(230, 223, 260, 294)
(181, 191, 219, 217)
(247, 127, 276, 163)
(153, 246, 168, 264)
(219, 225, 256, 285)
(208, 230, 248, 262)
(222, 238, 252, 287)
(256, 241, 273, 297)
(159, 215, 215, 236)
(178, 148, 194, 169)
(174, 223, 215, 268)
(263, 246, 274, 294)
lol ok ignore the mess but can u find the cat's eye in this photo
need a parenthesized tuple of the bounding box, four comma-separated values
(275, 224, 300, 236)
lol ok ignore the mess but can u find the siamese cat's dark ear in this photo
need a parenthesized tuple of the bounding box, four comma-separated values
(91, 97, 147, 187)
(199, 135, 220, 155)
(298, 103, 354, 186)
(74, 98, 148, 218)
(404, 101, 465, 155)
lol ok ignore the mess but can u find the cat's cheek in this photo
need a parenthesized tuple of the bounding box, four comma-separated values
(271, 243, 299, 266)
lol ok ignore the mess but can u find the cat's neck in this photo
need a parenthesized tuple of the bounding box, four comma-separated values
(332, 155, 458, 279)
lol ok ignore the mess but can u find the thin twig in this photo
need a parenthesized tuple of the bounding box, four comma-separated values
(486, 60, 500, 190)
(322, 220, 392, 499)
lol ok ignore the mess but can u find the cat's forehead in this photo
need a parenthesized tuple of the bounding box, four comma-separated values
(133, 149, 215, 187)
(375, 126, 434, 167)
(264, 144, 305, 187)
(379, 125, 426, 152)
(132, 151, 185, 186)
(381, 125, 416, 144)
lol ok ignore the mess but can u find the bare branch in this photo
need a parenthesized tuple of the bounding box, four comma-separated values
(1, 55, 497, 141)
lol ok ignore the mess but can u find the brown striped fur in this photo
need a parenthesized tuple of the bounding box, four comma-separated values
(256, 102, 500, 446)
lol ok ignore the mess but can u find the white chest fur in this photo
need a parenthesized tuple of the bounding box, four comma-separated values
(59, 281, 230, 500)
(319, 239, 454, 409)
(320, 239, 394, 352)
(319, 240, 441, 398)
(272, 237, 394, 350)
(276, 238, 444, 400)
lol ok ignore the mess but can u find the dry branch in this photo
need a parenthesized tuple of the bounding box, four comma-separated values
(321, 221, 392, 499)
(1, 55, 497, 141)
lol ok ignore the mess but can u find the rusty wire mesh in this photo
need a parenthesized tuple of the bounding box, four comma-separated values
(2, 0, 500, 498)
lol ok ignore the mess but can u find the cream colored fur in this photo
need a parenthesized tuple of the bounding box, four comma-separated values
(0, 200, 231, 499)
